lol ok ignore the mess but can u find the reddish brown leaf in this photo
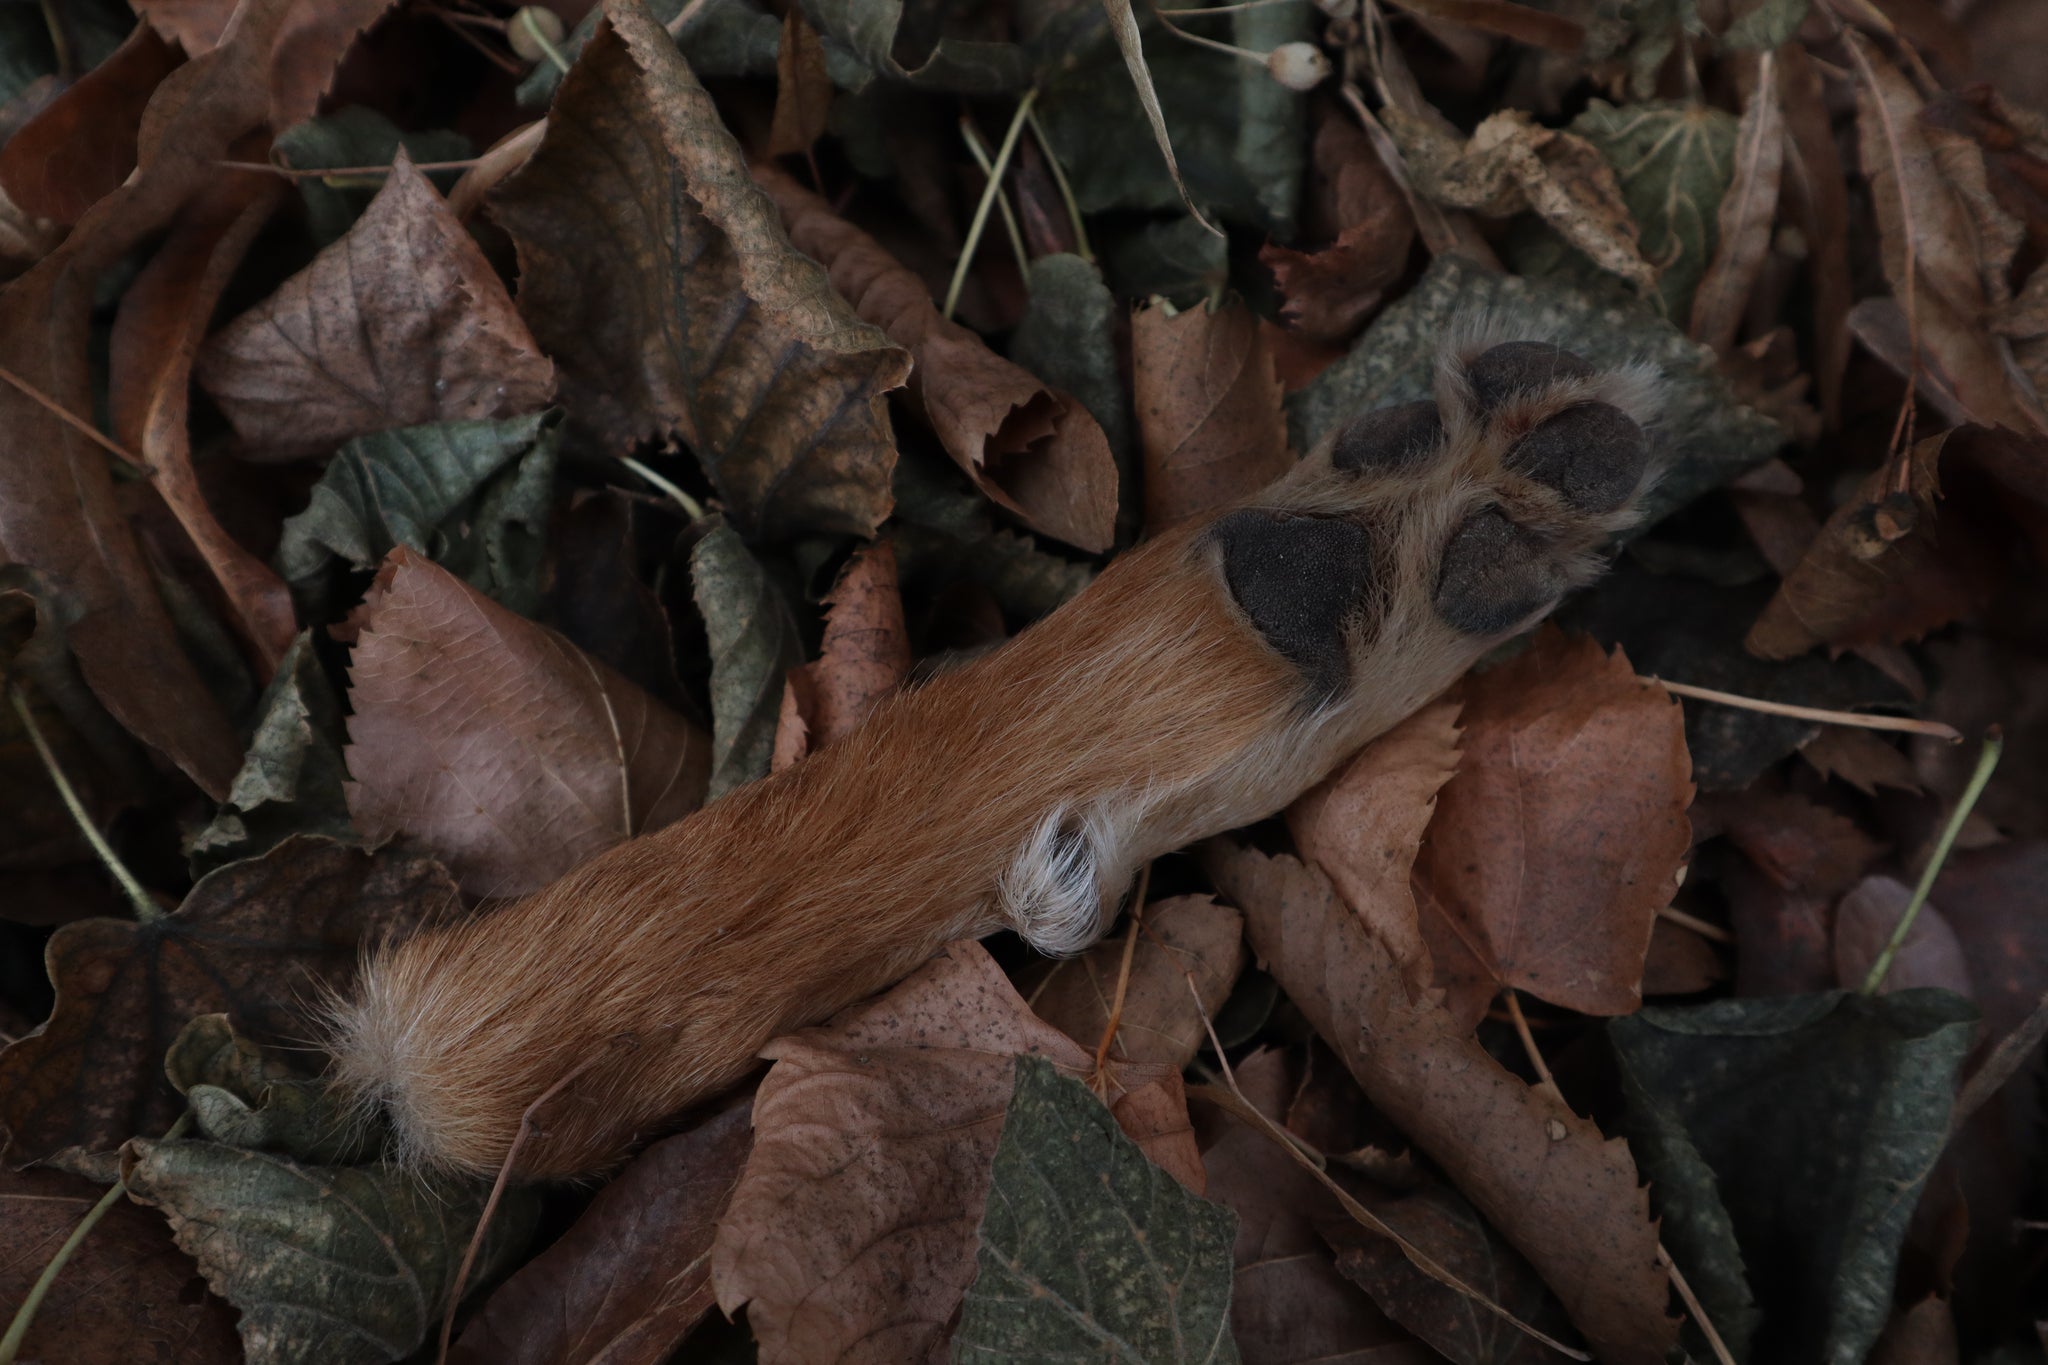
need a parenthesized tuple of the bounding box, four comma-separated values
(0, 25, 182, 226)
(0, 1165, 241, 1363)
(1869, 1295, 1961, 1365)
(1690, 56, 1785, 354)
(772, 541, 911, 771)
(1798, 727, 1921, 797)
(754, 163, 1117, 552)
(767, 10, 832, 158)
(1208, 844, 1676, 1365)
(1713, 788, 1885, 997)
(1131, 298, 1294, 534)
(1832, 874, 1974, 996)
(1259, 109, 1417, 345)
(266, 0, 399, 128)
(132, 0, 237, 51)
(1409, 631, 1693, 1030)
(196, 153, 554, 461)
(0, 836, 453, 1163)
(450, 1099, 752, 1365)
(1640, 916, 1725, 996)
(343, 548, 711, 898)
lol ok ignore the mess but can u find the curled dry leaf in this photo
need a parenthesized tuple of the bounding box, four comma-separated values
(1568, 101, 1738, 322)
(710, 941, 1191, 1365)
(343, 547, 710, 898)
(197, 153, 554, 461)
(1132, 298, 1294, 534)
(1410, 630, 1693, 1031)
(1690, 56, 1786, 353)
(0, 836, 453, 1163)
(492, 0, 910, 542)
(1206, 844, 1676, 1365)
(450, 1100, 752, 1365)
(773, 541, 911, 772)
(0, 24, 182, 226)
(1259, 107, 1417, 345)
(755, 164, 1118, 552)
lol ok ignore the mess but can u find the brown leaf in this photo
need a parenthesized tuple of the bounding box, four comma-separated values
(0, 1165, 241, 1363)
(343, 547, 711, 898)
(772, 541, 910, 771)
(1799, 727, 1921, 796)
(1207, 844, 1676, 1365)
(1713, 787, 1884, 997)
(0, 25, 183, 226)
(1689, 55, 1785, 353)
(1259, 108, 1417, 344)
(491, 1, 910, 542)
(131, 0, 237, 50)
(1869, 1295, 1961, 1365)
(710, 940, 1186, 1365)
(1409, 631, 1693, 1030)
(768, 10, 832, 158)
(0, 836, 453, 1163)
(754, 163, 1117, 551)
(1131, 298, 1294, 534)
(265, 0, 399, 128)
(196, 153, 553, 461)
(1640, 917, 1725, 996)
(450, 1099, 752, 1365)
(1023, 894, 1246, 1070)
(1832, 874, 1974, 996)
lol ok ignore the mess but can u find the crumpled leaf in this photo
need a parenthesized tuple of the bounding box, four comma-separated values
(197, 153, 555, 462)
(1022, 894, 1245, 1070)
(165, 1013, 384, 1166)
(0, 1165, 242, 1364)
(492, 0, 910, 542)
(1610, 989, 1977, 1365)
(1133, 297, 1294, 534)
(952, 1055, 1240, 1363)
(451, 1100, 752, 1365)
(1260, 107, 1417, 345)
(1207, 844, 1676, 1365)
(692, 521, 804, 800)
(0, 835, 452, 1163)
(276, 411, 559, 615)
(271, 106, 472, 245)
(1384, 104, 1655, 296)
(122, 1136, 539, 1365)
(0, 24, 181, 226)
(343, 548, 710, 896)
(757, 163, 1117, 552)
(1408, 630, 1693, 1031)
(773, 540, 908, 771)
(1690, 61, 1785, 352)
(1569, 101, 1738, 321)
(1291, 255, 1784, 528)
(711, 941, 1189, 1365)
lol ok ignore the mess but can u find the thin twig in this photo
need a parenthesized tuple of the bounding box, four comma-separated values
(8, 685, 158, 921)
(1647, 677, 1962, 742)
(1025, 108, 1093, 264)
(959, 120, 1033, 282)
(219, 157, 487, 180)
(1501, 992, 1557, 1096)
(1861, 730, 2003, 995)
(1658, 904, 1734, 945)
(0, 361, 145, 469)
(1835, 17, 1921, 465)
(1093, 863, 1153, 1077)
(943, 88, 1038, 321)
(619, 455, 706, 521)
(516, 8, 571, 73)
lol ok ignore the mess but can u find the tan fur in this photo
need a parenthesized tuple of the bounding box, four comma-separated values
(328, 332, 1664, 1178)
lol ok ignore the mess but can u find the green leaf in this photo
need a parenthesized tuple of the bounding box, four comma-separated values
(123, 1138, 539, 1365)
(1010, 255, 1135, 542)
(1722, 0, 1809, 49)
(954, 1055, 1240, 1364)
(1233, 0, 1311, 238)
(1609, 989, 1978, 1365)
(1289, 254, 1784, 528)
(796, 0, 1031, 91)
(273, 108, 473, 245)
(1570, 100, 1739, 321)
(691, 522, 803, 800)
(165, 1014, 385, 1166)
(276, 411, 558, 615)
(186, 631, 354, 874)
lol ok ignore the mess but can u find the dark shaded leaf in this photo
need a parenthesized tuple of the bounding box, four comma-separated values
(515, 0, 789, 108)
(271, 107, 473, 244)
(1567, 101, 1738, 322)
(1133, 297, 1294, 534)
(1010, 254, 1136, 539)
(795, 0, 1030, 91)
(692, 521, 804, 799)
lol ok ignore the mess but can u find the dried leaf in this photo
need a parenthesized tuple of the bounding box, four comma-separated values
(0, 836, 453, 1163)
(756, 163, 1118, 552)
(492, 0, 910, 541)
(196, 154, 554, 462)
(1690, 58, 1785, 352)
(450, 1100, 752, 1365)
(953, 1055, 1241, 1363)
(773, 540, 909, 770)
(1259, 108, 1417, 344)
(1570, 101, 1739, 321)
(1133, 298, 1294, 534)
(0, 24, 181, 226)
(265, 0, 402, 129)
(768, 10, 832, 157)
(692, 521, 804, 800)
(343, 548, 709, 897)
(1024, 894, 1246, 1070)
(1409, 630, 1694, 1030)
(166, 1013, 382, 1165)
(1207, 845, 1676, 1365)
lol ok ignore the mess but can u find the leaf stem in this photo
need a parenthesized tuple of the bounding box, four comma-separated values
(1860, 730, 2003, 995)
(619, 455, 705, 521)
(7, 685, 158, 922)
(1092, 863, 1152, 1078)
(943, 88, 1038, 321)
(1646, 676, 1961, 741)
(0, 360, 145, 469)
(1025, 108, 1093, 264)
(958, 120, 1033, 283)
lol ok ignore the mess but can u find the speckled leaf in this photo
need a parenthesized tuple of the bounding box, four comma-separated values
(692, 522, 804, 799)
(1572, 101, 1739, 321)
(954, 1055, 1240, 1363)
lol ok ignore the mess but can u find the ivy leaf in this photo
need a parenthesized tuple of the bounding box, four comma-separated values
(692, 521, 804, 800)
(954, 1055, 1241, 1364)
(1571, 101, 1740, 322)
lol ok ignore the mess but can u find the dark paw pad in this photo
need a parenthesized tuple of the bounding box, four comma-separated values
(1214, 510, 1376, 696)
(1433, 508, 1569, 635)
(1331, 400, 1443, 475)
(1504, 402, 1647, 513)
(1466, 342, 1594, 413)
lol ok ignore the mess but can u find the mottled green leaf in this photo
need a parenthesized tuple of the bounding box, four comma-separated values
(123, 1138, 539, 1365)
(1722, 0, 1809, 50)
(166, 1014, 384, 1166)
(954, 1055, 1240, 1364)
(1234, 0, 1311, 238)
(276, 412, 558, 616)
(272, 108, 472, 245)
(1609, 990, 1977, 1365)
(1290, 254, 1783, 527)
(1571, 100, 1739, 321)
(187, 631, 354, 874)
(692, 521, 803, 799)
(1010, 255, 1135, 541)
